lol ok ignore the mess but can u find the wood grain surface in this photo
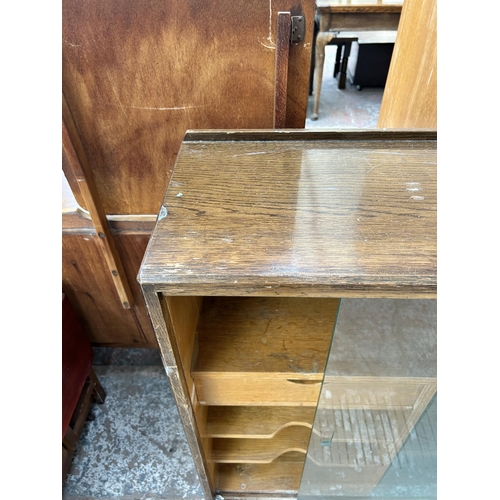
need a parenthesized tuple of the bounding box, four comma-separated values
(62, 0, 315, 215)
(139, 130, 437, 298)
(193, 297, 338, 377)
(62, 182, 157, 346)
(141, 287, 214, 496)
(62, 232, 156, 346)
(217, 455, 304, 494)
(378, 0, 437, 128)
(63, 94, 134, 309)
(206, 406, 316, 438)
(316, 0, 403, 13)
(194, 376, 322, 406)
(212, 426, 310, 463)
(274, 12, 291, 128)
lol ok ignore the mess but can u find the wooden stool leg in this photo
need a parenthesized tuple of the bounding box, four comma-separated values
(88, 367, 106, 404)
(63, 425, 78, 451)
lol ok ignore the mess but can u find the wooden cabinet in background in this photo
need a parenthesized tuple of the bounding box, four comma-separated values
(62, 0, 316, 346)
(378, 0, 437, 128)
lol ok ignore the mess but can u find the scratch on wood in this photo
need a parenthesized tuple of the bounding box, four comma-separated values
(64, 40, 81, 47)
(125, 104, 206, 111)
(232, 151, 270, 157)
(259, 40, 276, 50)
(258, 0, 276, 49)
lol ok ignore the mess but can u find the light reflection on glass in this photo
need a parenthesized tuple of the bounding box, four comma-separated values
(298, 299, 437, 499)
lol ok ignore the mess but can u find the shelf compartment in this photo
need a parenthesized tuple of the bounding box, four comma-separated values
(212, 426, 310, 463)
(196, 375, 324, 406)
(206, 406, 316, 438)
(216, 452, 305, 494)
(193, 297, 339, 377)
(192, 297, 339, 405)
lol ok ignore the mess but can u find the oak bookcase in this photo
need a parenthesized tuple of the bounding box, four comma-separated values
(138, 129, 437, 499)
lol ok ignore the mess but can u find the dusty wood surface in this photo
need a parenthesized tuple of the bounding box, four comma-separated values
(217, 455, 304, 494)
(139, 130, 437, 298)
(62, 0, 315, 215)
(193, 297, 338, 377)
(378, 0, 437, 128)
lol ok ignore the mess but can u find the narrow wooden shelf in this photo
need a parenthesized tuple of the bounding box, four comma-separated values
(216, 453, 305, 494)
(193, 297, 339, 379)
(206, 406, 316, 438)
(212, 426, 310, 463)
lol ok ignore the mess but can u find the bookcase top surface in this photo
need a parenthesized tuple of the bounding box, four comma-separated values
(139, 130, 436, 298)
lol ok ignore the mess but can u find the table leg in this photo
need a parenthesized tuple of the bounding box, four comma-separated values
(337, 41, 352, 90)
(311, 32, 335, 120)
(334, 44, 342, 79)
(309, 19, 319, 96)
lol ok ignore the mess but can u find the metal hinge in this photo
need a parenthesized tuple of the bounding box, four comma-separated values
(290, 16, 305, 44)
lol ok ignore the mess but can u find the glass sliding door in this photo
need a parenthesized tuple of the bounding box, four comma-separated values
(298, 299, 437, 499)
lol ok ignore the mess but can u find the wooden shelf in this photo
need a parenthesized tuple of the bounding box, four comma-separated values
(193, 297, 339, 379)
(212, 426, 310, 463)
(206, 406, 316, 438)
(216, 453, 305, 494)
(192, 296, 338, 405)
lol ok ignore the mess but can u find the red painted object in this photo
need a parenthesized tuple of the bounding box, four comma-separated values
(62, 294, 93, 439)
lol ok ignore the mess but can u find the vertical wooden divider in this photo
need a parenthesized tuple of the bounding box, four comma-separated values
(62, 94, 135, 309)
(274, 12, 291, 129)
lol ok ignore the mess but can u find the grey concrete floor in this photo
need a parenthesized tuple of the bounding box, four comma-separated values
(63, 46, 390, 500)
(62, 350, 205, 500)
(305, 45, 384, 128)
